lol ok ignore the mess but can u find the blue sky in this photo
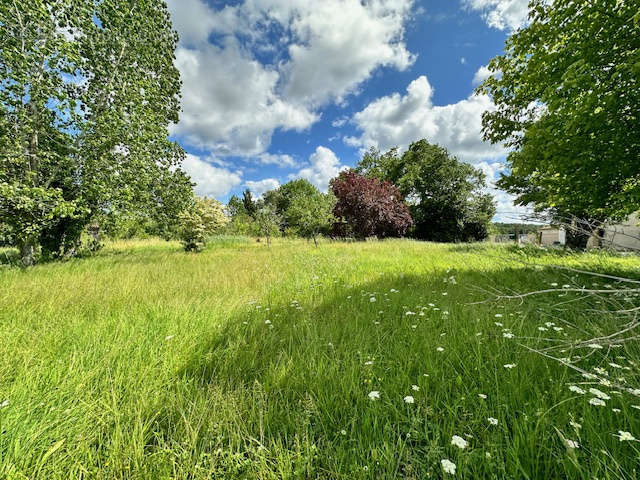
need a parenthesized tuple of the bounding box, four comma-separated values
(165, 0, 532, 221)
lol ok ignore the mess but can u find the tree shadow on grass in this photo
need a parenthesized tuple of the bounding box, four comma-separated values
(143, 257, 639, 479)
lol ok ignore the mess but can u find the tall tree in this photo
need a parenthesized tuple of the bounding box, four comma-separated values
(477, 0, 640, 223)
(357, 141, 495, 242)
(0, 0, 189, 264)
(242, 189, 258, 219)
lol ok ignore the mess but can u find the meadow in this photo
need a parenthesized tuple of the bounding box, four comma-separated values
(0, 238, 639, 479)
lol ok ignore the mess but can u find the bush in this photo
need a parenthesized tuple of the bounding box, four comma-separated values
(178, 197, 229, 251)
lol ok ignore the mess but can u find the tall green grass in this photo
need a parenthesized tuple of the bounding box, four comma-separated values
(0, 239, 638, 478)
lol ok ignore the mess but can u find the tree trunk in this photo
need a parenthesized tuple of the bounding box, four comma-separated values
(19, 239, 36, 266)
(312, 233, 318, 247)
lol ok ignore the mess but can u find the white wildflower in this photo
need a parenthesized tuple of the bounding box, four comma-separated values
(503, 363, 517, 369)
(616, 431, 636, 442)
(570, 421, 582, 430)
(569, 386, 586, 394)
(403, 395, 415, 404)
(368, 391, 380, 401)
(494, 322, 503, 327)
(412, 385, 420, 391)
(437, 347, 444, 352)
(0, 400, 8, 409)
(369, 297, 376, 303)
(503, 332, 515, 339)
(165, 335, 174, 341)
(587, 343, 603, 349)
(495, 314, 503, 318)
(364, 361, 374, 366)
(488, 417, 498, 425)
(589, 398, 606, 406)
(565, 439, 579, 449)
(451, 435, 468, 449)
(441, 459, 456, 475)
(478, 394, 487, 399)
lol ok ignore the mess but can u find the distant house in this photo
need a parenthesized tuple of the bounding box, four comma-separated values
(588, 212, 640, 251)
(538, 225, 566, 246)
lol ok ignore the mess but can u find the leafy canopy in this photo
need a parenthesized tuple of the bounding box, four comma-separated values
(477, 0, 640, 221)
(330, 170, 413, 239)
(0, 0, 190, 263)
(357, 141, 495, 242)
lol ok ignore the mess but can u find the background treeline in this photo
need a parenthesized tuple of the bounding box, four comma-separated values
(180, 139, 497, 251)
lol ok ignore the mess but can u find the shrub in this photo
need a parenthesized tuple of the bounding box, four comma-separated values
(178, 197, 228, 252)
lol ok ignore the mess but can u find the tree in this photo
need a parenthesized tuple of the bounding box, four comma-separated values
(286, 188, 336, 246)
(477, 0, 640, 223)
(263, 179, 320, 235)
(330, 170, 413, 239)
(254, 205, 281, 246)
(242, 189, 258, 219)
(0, 0, 189, 264)
(178, 197, 228, 252)
(356, 141, 495, 242)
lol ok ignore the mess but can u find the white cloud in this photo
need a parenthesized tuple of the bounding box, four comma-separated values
(347, 75, 507, 162)
(166, 0, 415, 157)
(293, 146, 348, 192)
(460, 57, 467, 64)
(171, 41, 317, 157)
(280, 0, 415, 105)
(472, 65, 493, 86)
(245, 178, 280, 198)
(182, 154, 243, 198)
(462, 0, 530, 31)
(332, 116, 349, 128)
(256, 153, 297, 168)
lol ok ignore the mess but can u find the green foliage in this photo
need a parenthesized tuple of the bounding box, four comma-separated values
(178, 197, 229, 252)
(242, 189, 258, 218)
(286, 187, 336, 245)
(357, 141, 496, 242)
(0, 0, 191, 264)
(478, 0, 640, 221)
(254, 205, 282, 245)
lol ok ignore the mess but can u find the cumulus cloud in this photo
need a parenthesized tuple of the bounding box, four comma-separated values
(245, 178, 281, 198)
(256, 153, 297, 168)
(293, 146, 348, 192)
(472, 65, 493, 86)
(171, 41, 317, 157)
(166, 0, 415, 157)
(280, 0, 415, 105)
(182, 154, 243, 198)
(346, 75, 507, 162)
(462, 0, 531, 31)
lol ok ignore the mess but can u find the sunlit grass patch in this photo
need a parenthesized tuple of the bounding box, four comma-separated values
(0, 239, 638, 478)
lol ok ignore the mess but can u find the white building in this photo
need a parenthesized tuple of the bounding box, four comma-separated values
(538, 226, 566, 246)
(589, 213, 640, 251)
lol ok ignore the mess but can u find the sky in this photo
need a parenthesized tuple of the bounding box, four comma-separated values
(165, 0, 533, 221)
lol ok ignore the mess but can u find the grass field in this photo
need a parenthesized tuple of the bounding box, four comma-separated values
(1, 238, 639, 479)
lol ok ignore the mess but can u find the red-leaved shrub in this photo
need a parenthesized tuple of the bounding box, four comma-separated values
(330, 170, 413, 238)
